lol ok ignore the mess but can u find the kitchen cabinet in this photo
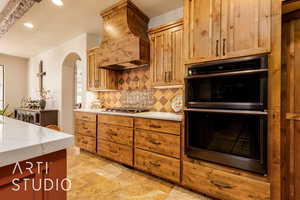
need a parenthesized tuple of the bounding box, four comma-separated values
(184, 0, 271, 64)
(87, 48, 117, 91)
(74, 111, 182, 183)
(74, 112, 97, 153)
(149, 19, 184, 86)
(134, 118, 181, 183)
(97, 114, 134, 166)
(182, 161, 270, 200)
(283, 13, 300, 200)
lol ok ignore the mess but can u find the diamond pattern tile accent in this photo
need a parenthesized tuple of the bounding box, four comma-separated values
(99, 67, 183, 112)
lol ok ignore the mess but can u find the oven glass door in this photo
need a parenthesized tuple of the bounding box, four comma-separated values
(185, 110, 267, 174)
(186, 73, 267, 110)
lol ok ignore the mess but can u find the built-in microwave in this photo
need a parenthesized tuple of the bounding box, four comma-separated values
(185, 55, 268, 111)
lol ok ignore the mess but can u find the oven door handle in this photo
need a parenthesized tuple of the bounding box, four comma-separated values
(185, 68, 268, 80)
(184, 108, 268, 116)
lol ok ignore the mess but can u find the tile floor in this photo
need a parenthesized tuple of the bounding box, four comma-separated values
(67, 147, 212, 200)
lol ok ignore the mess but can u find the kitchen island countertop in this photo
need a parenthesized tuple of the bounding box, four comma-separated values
(0, 117, 74, 168)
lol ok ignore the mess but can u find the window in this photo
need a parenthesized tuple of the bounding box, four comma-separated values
(0, 65, 4, 110)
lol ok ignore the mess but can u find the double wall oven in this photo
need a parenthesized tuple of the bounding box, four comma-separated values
(185, 55, 268, 174)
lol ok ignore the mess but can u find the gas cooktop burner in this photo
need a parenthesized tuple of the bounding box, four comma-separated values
(105, 107, 149, 113)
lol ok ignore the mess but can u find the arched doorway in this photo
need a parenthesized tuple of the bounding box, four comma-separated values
(61, 53, 82, 134)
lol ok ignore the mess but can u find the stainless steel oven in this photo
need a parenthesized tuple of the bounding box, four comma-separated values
(185, 55, 268, 174)
(185, 55, 268, 111)
(185, 109, 267, 174)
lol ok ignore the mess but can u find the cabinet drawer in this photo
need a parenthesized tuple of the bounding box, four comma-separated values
(75, 112, 97, 122)
(75, 134, 96, 153)
(75, 120, 96, 137)
(182, 161, 270, 200)
(134, 148, 180, 183)
(135, 118, 181, 135)
(98, 124, 133, 146)
(98, 140, 133, 166)
(99, 114, 133, 127)
(135, 129, 180, 158)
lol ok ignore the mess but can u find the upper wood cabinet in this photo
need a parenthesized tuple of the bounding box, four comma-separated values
(87, 48, 117, 91)
(184, 0, 271, 64)
(184, 0, 222, 63)
(149, 19, 184, 87)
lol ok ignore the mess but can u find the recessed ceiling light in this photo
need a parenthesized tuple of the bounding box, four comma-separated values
(51, 0, 64, 6)
(24, 23, 34, 29)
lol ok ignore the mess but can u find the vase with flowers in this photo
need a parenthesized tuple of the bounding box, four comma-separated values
(40, 89, 51, 110)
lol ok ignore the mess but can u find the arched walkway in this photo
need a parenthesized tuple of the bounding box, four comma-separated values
(61, 52, 81, 134)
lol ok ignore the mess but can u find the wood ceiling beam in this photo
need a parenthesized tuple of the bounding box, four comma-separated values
(0, 0, 43, 37)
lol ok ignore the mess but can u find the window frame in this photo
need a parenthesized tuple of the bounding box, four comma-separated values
(0, 65, 4, 110)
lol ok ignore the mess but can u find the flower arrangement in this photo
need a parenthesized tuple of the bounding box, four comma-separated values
(40, 89, 51, 100)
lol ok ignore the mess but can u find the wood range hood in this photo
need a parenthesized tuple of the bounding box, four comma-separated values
(96, 0, 150, 70)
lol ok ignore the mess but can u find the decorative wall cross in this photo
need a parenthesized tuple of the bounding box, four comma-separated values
(36, 61, 46, 98)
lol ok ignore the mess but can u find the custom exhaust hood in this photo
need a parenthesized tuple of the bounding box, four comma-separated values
(96, 0, 150, 70)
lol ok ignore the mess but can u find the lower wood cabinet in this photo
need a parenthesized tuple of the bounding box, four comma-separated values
(134, 148, 180, 183)
(98, 140, 133, 166)
(75, 120, 96, 137)
(74, 112, 97, 153)
(75, 134, 96, 153)
(99, 114, 134, 128)
(98, 123, 133, 146)
(135, 118, 181, 135)
(182, 161, 270, 200)
(75, 112, 97, 122)
(135, 129, 180, 158)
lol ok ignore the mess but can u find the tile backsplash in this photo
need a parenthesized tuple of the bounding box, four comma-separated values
(98, 67, 183, 113)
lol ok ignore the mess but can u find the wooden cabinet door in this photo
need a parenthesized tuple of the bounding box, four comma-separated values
(283, 15, 300, 200)
(184, 0, 222, 64)
(221, 0, 271, 59)
(87, 48, 117, 91)
(150, 32, 168, 86)
(150, 20, 184, 86)
(168, 25, 184, 85)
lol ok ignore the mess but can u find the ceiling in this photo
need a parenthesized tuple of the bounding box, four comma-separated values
(0, 0, 182, 58)
(0, 0, 9, 12)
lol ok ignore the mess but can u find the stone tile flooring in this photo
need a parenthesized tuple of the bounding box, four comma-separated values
(67, 147, 212, 200)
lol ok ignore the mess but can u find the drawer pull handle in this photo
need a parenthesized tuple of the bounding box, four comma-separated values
(149, 161, 161, 167)
(149, 124, 161, 129)
(149, 139, 161, 145)
(82, 116, 89, 119)
(108, 130, 118, 136)
(82, 141, 88, 145)
(109, 149, 118, 154)
(211, 180, 232, 189)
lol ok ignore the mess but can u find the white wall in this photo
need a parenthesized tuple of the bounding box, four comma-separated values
(27, 33, 100, 131)
(149, 7, 183, 29)
(0, 54, 28, 112)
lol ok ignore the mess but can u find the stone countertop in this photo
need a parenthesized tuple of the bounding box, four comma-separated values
(0, 117, 74, 168)
(74, 109, 183, 122)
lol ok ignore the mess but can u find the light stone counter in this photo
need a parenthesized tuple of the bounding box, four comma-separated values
(74, 109, 183, 122)
(0, 117, 74, 167)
